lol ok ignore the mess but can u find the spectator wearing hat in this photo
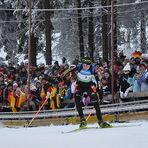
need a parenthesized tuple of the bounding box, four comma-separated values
(137, 63, 148, 92)
(119, 63, 133, 99)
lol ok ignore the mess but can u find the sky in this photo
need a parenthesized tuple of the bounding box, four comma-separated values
(0, 120, 148, 148)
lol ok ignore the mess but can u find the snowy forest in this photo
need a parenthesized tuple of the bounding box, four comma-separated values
(0, 0, 148, 66)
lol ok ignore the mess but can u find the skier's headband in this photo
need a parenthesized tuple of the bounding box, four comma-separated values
(82, 59, 92, 65)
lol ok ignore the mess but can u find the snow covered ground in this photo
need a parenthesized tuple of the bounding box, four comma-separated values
(0, 121, 148, 148)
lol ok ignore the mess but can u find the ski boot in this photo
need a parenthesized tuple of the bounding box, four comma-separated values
(99, 120, 112, 128)
(79, 118, 87, 129)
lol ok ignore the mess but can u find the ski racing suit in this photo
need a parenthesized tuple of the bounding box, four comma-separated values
(75, 63, 103, 122)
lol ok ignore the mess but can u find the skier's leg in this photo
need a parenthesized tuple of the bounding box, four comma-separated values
(91, 93, 103, 121)
(75, 91, 84, 118)
(75, 91, 87, 128)
(91, 93, 112, 128)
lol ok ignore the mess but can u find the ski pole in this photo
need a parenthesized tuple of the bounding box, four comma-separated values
(26, 97, 49, 127)
(86, 111, 92, 121)
(86, 108, 94, 121)
(86, 93, 100, 121)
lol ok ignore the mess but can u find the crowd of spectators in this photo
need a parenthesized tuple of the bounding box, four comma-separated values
(0, 51, 147, 112)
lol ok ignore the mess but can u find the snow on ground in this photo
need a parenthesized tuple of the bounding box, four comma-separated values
(0, 121, 148, 148)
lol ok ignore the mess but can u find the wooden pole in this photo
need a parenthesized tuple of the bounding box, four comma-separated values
(27, 0, 32, 110)
(111, 0, 115, 103)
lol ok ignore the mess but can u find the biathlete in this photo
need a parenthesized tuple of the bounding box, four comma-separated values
(74, 56, 112, 128)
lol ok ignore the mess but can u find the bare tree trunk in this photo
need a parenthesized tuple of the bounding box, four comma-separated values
(127, 29, 131, 49)
(114, 0, 117, 57)
(107, 0, 111, 59)
(77, 0, 84, 59)
(30, 33, 37, 66)
(88, 1, 95, 62)
(44, 0, 52, 65)
(101, 0, 108, 60)
(18, 0, 23, 53)
(140, 11, 146, 53)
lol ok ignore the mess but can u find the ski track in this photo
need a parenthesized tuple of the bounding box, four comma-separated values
(0, 121, 148, 148)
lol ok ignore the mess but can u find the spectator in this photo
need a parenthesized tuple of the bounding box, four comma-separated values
(119, 62, 133, 98)
(101, 77, 111, 97)
(52, 61, 60, 75)
(6, 83, 17, 112)
(40, 77, 50, 109)
(138, 63, 148, 92)
(15, 88, 26, 111)
(0, 73, 6, 111)
(132, 67, 141, 92)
